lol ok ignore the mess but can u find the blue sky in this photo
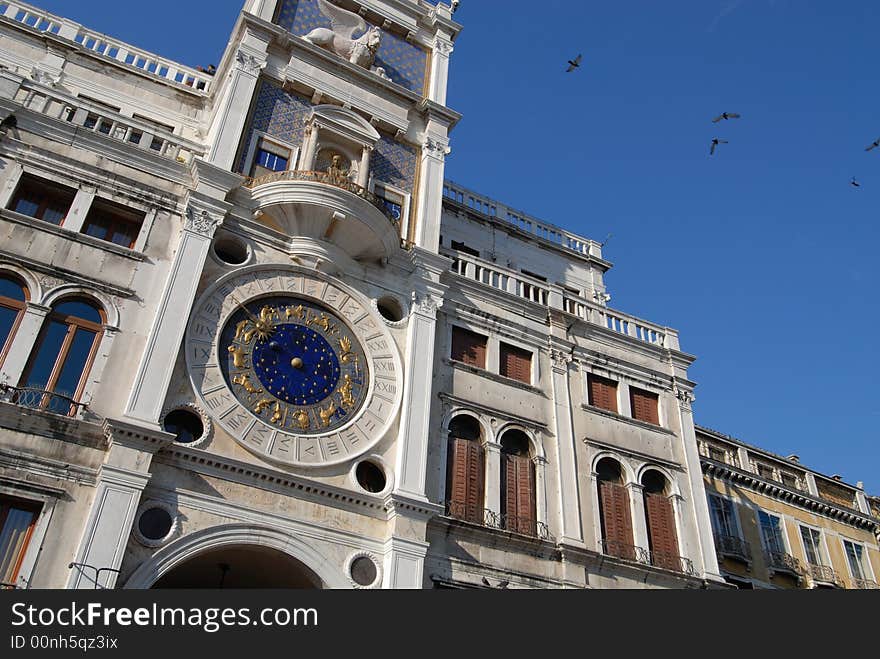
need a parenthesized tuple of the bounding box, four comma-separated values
(32, 1, 879, 493)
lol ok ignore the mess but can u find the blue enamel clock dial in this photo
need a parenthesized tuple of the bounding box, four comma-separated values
(220, 296, 369, 436)
(252, 324, 340, 406)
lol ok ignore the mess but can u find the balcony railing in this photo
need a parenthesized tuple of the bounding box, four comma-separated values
(0, 383, 87, 417)
(852, 578, 879, 590)
(807, 564, 841, 587)
(1, 1, 213, 92)
(714, 534, 752, 562)
(600, 541, 695, 576)
(243, 170, 399, 227)
(765, 551, 802, 576)
(444, 249, 678, 349)
(12, 80, 204, 164)
(444, 501, 552, 541)
(442, 180, 601, 259)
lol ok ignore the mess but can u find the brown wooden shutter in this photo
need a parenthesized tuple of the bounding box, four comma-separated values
(447, 437, 484, 524)
(644, 492, 679, 571)
(451, 327, 487, 369)
(599, 480, 634, 559)
(503, 454, 536, 535)
(630, 388, 659, 425)
(499, 343, 532, 384)
(589, 375, 618, 413)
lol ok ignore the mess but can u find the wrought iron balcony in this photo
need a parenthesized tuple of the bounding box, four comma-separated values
(649, 549, 697, 576)
(443, 501, 552, 541)
(714, 534, 752, 563)
(0, 383, 87, 417)
(243, 169, 399, 227)
(601, 539, 649, 563)
(807, 564, 841, 587)
(852, 578, 879, 590)
(765, 551, 801, 576)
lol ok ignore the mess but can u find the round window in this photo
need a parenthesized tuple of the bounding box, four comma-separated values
(350, 556, 378, 587)
(356, 461, 386, 493)
(213, 237, 249, 265)
(376, 296, 405, 323)
(137, 507, 174, 542)
(163, 409, 204, 444)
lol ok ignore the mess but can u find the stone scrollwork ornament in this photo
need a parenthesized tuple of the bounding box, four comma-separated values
(303, 0, 382, 70)
(185, 208, 223, 236)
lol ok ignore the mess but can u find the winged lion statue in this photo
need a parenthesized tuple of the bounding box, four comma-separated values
(302, 0, 382, 70)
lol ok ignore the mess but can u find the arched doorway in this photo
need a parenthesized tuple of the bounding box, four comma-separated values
(151, 545, 321, 589)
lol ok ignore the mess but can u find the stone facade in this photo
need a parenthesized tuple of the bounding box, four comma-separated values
(0, 0, 874, 591)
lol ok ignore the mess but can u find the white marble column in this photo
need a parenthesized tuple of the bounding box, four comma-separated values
(428, 36, 453, 106)
(0, 302, 48, 386)
(123, 206, 224, 425)
(382, 536, 430, 589)
(534, 454, 548, 529)
(675, 387, 724, 580)
(206, 42, 268, 171)
(357, 144, 372, 188)
(484, 441, 502, 516)
(629, 482, 649, 552)
(414, 131, 450, 251)
(549, 349, 585, 546)
(67, 419, 173, 589)
(62, 186, 96, 234)
(392, 288, 442, 501)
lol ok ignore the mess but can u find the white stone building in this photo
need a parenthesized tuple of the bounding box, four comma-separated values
(0, 0, 725, 589)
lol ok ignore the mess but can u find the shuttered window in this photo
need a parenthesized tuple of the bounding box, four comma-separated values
(502, 454, 536, 535)
(588, 374, 618, 413)
(644, 492, 679, 570)
(499, 343, 531, 384)
(598, 480, 634, 559)
(447, 437, 485, 524)
(450, 326, 487, 369)
(630, 387, 659, 425)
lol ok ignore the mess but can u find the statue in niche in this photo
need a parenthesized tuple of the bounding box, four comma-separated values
(303, 0, 381, 70)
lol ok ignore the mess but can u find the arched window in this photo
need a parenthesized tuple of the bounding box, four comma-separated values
(499, 430, 535, 536)
(641, 470, 680, 571)
(446, 415, 484, 524)
(596, 458, 635, 560)
(18, 298, 104, 415)
(0, 274, 29, 367)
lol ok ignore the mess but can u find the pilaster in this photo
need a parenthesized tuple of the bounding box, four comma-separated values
(67, 419, 174, 589)
(549, 345, 584, 546)
(484, 440, 502, 515)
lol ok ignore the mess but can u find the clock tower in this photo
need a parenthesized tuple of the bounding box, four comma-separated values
(63, 0, 462, 589)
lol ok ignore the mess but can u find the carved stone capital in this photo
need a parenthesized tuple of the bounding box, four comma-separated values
(411, 290, 443, 317)
(184, 206, 224, 237)
(674, 386, 695, 411)
(423, 137, 451, 160)
(434, 39, 453, 56)
(234, 49, 267, 76)
(550, 348, 572, 371)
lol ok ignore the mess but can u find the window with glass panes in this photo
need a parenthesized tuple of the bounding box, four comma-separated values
(0, 497, 41, 588)
(800, 526, 825, 566)
(757, 510, 786, 554)
(843, 540, 868, 581)
(8, 174, 75, 225)
(708, 494, 739, 538)
(81, 199, 144, 249)
(0, 275, 28, 367)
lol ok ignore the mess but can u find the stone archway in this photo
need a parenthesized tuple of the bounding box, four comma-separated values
(151, 545, 321, 589)
(124, 524, 351, 589)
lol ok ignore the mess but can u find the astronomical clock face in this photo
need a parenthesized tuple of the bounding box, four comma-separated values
(186, 267, 402, 468)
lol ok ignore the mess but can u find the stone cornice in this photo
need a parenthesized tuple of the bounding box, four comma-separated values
(581, 404, 678, 438)
(103, 418, 176, 454)
(429, 515, 559, 558)
(702, 459, 879, 531)
(155, 446, 390, 520)
(0, 401, 106, 449)
(444, 357, 549, 397)
(384, 492, 443, 519)
(438, 391, 549, 431)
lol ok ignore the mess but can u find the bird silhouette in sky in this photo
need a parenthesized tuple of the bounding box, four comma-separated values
(866, 138, 880, 152)
(850, 177, 861, 188)
(712, 112, 741, 123)
(566, 54, 582, 72)
(709, 138, 728, 155)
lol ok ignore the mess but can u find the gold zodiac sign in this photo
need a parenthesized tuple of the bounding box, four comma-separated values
(293, 410, 310, 431)
(253, 399, 273, 414)
(308, 313, 336, 334)
(227, 345, 248, 368)
(338, 336, 358, 365)
(232, 373, 263, 395)
(318, 401, 337, 427)
(236, 305, 278, 343)
(338, 374, 355, 409)
(270, 401, 283, 425)
(285, 305, 305, 321)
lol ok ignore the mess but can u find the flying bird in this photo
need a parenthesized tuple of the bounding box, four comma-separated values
(712, 112, 741, 123)
(709, 138, 728, 155)
(850, 177, 861, 188)
(481, 576, 491, 587)
(866, 138, 880, 152)
(566, 54, 582, 72)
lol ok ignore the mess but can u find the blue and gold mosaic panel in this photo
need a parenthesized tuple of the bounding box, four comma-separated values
(276, 0, 428, 94)
(240, 80, 419, 195)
